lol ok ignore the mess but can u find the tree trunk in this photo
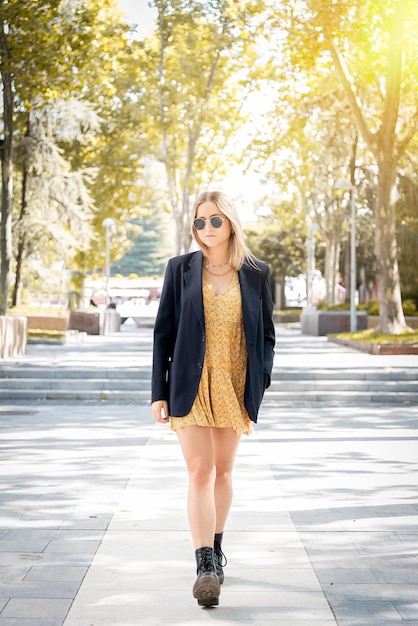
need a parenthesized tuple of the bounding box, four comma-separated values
(12, 114, 31, 307)
(0, 18, 13, 315)
(324, 232, 341, 306)
(374, 159, 406, 332)
(329, 5, 410, 333)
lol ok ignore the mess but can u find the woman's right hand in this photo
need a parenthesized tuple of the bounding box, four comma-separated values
(152, 400, 170, 424)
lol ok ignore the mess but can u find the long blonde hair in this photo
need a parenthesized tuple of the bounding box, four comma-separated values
(191, 190, 257, 271)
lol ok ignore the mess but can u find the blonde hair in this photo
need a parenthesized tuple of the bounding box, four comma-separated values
(191, 190, 257, 271)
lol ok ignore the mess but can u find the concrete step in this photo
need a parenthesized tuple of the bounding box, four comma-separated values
(0, 388, 417, 403)
(0, 367, 151, 380)
(0, 378, 151, 391)
(0, 377, 417, 394)
(0, 365, 416, 381)
(0, 364, 416, 403)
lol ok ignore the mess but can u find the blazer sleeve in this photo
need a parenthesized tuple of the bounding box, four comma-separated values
(261, 264, 275, 389)
(151, 260, 176, 403)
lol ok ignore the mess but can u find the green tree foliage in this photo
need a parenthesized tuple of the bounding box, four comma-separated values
(245, 197, 306, 278)
(0, 0, 148, 310)
(272, 0, 418, 332)
(396, 174, 418, 302)
(12, 99, 99, 306)
(134, 0, 266, 254)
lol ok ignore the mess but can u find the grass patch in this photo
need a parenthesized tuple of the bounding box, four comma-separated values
(9, 306, 68, 316)
(28, 329, 67, 341)
(275, 309, 302, 316)
(329, 328, 418, 344)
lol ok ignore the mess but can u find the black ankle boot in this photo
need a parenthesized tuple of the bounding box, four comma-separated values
(214, 532, 227, 585)
(193, 546, 220, 607)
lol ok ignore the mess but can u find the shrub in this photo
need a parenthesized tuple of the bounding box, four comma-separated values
(367, 300, 379, 316)
(402, 299, 417, 316)
(313, 298, 417, 316)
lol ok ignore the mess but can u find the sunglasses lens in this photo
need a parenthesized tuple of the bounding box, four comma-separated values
(210, 216, 223, 228)
(193, 218, 206, 230)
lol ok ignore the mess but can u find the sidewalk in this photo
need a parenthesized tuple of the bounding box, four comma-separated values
(0, 325, 417, 625)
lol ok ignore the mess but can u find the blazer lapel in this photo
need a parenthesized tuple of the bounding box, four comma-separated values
(238, 263, 261, 348)
(183, 250, 205, 332)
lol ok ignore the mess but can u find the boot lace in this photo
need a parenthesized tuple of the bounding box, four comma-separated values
(214, 544, 227, 568)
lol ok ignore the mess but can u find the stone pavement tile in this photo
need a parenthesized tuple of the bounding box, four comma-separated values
(338, 615, 418, 626)
(373, 567, 418, 583)
(396, 530, 418, 543)
(0, 620, 63, 626)
(252, 403, 418, 626)
(0, 403, 155, 624)
(0, 552, 93, 568)
(339, 514, 418, 531)
(24, 566, 88, 582)
(62, 616, 336, 626)
(2, 369, 417, 626)
(325, 582, 418, 603)
(331, 599, 405, 622)
(63, 427, 335, 625)
(315, 567, 379, 584)
(44, 539, 101, 554)
(0, 565, 32, 583)
(0, 598, 72, 619)
(0, 539, 50, 553)
(0, 581, 78, 598)
(59, 513, 113, 530)
(395, 602, 418, 620)
(64, 589, 334, 622)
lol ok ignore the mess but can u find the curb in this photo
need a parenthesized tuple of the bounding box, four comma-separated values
(328, 336, 418, 355)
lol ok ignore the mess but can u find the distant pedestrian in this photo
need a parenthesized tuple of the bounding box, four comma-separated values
(152, 190, 275, 607)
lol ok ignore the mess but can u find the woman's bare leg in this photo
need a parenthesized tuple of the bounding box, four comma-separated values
(176, 425, 241, 547)
(176, 426, 216, 549)
(211, 427, 241, 533)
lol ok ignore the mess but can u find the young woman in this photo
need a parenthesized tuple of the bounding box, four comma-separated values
(151, 190, 275, 607)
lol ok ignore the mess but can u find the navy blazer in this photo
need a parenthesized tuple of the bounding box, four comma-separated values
(151, 250, 275, 423)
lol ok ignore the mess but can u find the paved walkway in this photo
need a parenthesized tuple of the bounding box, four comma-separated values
(0, 325, 417, 625)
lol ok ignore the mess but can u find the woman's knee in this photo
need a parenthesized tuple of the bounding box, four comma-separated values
(215, 465, 233, 486)
(188, 459, 216, 487)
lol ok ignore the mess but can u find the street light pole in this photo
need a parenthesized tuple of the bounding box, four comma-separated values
(102, 218, 116, 306)
(349, 189, 356, 332)
(335, 179, 356, 332)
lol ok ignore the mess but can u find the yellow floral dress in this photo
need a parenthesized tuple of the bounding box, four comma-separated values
(170, 272, 252, 435)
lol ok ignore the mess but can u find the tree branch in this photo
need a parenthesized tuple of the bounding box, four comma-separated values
(380, 0, 406, 155)
(328, 40, 378, 156)
(396, 107, 418, 158)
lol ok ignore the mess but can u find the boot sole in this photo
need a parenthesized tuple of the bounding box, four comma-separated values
(193, 575, 220, 607)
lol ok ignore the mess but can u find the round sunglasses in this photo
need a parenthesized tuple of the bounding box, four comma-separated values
(193, 215, 226, 230)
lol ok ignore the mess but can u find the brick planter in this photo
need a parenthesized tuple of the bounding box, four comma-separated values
(328, 336, 418, 355)
(25, 314, 69, 331)
(68, 309, 121, 335)
(301, 309, 368, 336)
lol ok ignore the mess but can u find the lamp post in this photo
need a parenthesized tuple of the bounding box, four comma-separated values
(335, 179, 356, 332)
(102, 218, 115, 306)
(305, 214, 316, 308)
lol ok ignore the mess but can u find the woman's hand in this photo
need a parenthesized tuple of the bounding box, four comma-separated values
(152, 400, 170, 424)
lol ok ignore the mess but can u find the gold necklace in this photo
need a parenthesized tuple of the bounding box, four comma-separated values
(204, 259, 230, 268)
(204, 265, 234, 276)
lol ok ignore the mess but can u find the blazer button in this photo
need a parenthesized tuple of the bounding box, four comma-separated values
(198, 362, 203, 369)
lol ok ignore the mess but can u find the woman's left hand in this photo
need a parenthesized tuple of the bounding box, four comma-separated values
(152, 400, 170, 424)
